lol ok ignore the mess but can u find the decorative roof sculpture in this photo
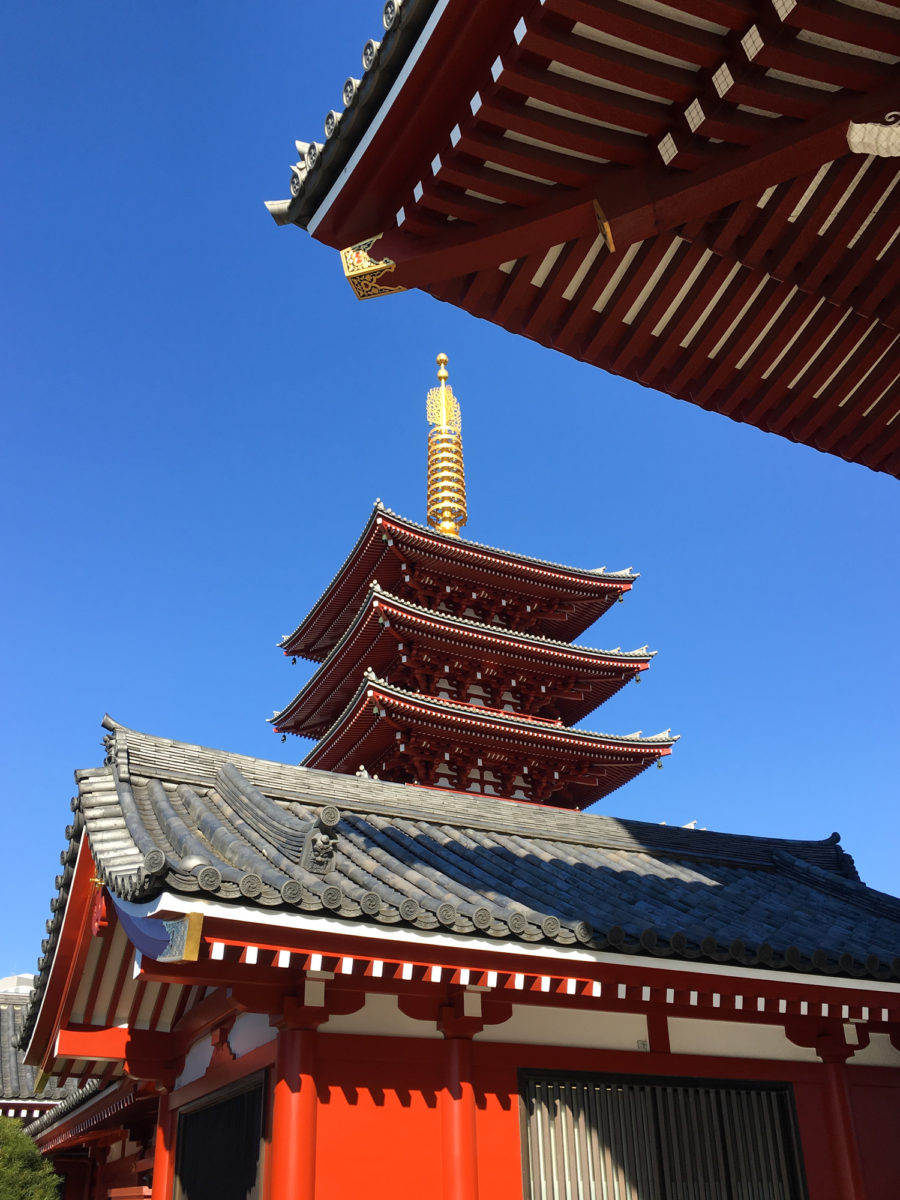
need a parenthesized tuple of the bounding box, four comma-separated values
(426, 353, 467, 538)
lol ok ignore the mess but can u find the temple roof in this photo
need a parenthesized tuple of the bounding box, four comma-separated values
(272, 583, 654, 737)
(301, 671, 675, 804)
(23, 715, 899, 1054)
(281, 503, 636, 660)
(1, 988, 74, 1107)
(268, 1, 900, 477)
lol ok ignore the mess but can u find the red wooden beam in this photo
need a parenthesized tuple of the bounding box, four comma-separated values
(518, 21, 699, 104)
(544, 0, 723, 68)
(499, 60, 668, 138)
(377, 84, 895, 290)
(778, 0, 900, 59)
(479, 90, 649, 165)
(56, 1025, 130, 1062)
(744, 24, 892, 92)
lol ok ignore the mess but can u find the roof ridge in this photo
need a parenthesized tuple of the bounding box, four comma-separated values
(771, 847, 900, 919)
(106, 718, 849, 865)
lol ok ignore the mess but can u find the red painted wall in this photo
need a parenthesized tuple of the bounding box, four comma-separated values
(848, 1068, 900, 1200)
(314, 1036, 445, 1200)
(308, 1033, 900, 1200)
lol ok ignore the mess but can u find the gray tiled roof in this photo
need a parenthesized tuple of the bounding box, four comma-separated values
(266, 2, 440, 228)
(1, 991, 76, 1104)
(24, 1080, 102, 1136)
(23, 714, 900, 1056)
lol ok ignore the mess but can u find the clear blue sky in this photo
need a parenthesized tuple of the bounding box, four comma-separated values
(2, 3, 898, 976)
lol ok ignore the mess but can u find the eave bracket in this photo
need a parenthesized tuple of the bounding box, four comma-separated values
(341, 234, 407, 300)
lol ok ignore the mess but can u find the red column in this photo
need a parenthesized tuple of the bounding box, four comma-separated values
(151, 1092, 176, 1200)
(822, 1058, 866, 1200)
(57, 1159, 91, 1200)
(440, 1033, 480, 1200)
(269, 1025, 318, 1200)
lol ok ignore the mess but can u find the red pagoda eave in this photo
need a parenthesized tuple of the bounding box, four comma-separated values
(280, 504, 636, 661)
(302, 675, 675, 809)
(271, 0, 900, 476)
(273, 585, 653, 738)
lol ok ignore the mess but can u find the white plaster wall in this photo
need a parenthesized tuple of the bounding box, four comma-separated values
(848, 1032, 900, 1067)
(228, 1011, 276, 1057)
(321, 992, 442, 1038)
(667, 1018, 819, 1062)
(476, 1004, 648, 1050)
(175, 1034, 213, 1089)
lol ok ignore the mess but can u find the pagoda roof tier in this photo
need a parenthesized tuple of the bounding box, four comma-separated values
(273, 584, 655, 738)
(281, 503, 637, 661)
(301, 672, 677, 808)
(269, 1, 900, 477)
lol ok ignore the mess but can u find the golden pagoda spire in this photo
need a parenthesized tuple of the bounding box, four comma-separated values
(426, 353, 468, 538)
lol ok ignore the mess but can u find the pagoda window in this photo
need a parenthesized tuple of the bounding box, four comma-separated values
(520, 1071, 807, 1200)
(174, 1076, 265, 1200)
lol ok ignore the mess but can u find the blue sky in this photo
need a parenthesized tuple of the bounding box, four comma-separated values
(2, 3, 898, 975)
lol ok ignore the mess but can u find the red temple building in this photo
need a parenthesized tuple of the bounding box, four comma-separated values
(267, 0, 900, 478)
(14, 356, 900, 1199)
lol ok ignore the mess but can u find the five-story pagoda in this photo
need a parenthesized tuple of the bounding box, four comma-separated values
(272, 356, 676, 808)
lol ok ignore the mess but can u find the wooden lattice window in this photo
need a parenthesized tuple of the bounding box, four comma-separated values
(174, 1076, 265, 1200)
(520, 1071, 808, 1200)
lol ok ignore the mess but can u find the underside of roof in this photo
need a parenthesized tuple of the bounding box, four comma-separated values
(22, 716, 900, 1058)
(270, 0, 900, 477)
(272, 584, 653, 736)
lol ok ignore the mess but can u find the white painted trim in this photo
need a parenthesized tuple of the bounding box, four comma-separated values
(308, 1, 451, 235)
(119, 892, 900, 997)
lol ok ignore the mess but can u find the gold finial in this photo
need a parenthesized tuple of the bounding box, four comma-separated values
(426, 353, 467, 538)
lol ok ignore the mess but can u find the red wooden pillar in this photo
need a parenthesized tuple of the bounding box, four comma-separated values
(439, 996, 486, 1200)
(269, 1017, 320, 1200)
(57, 1159, 91, 1200)
(441, 1035, 479, 1200)
(822, 1057, 866, 1200)
(151, 1092, 176, 1200)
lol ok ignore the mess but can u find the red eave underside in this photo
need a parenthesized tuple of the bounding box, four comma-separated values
(282, 513, 633, 660)
(276, 595, 648, 736)
(301, 0, 900, 476)
(303, 685, 670, 807)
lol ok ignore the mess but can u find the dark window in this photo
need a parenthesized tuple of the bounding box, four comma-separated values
(521, 1071, 808, 1200)
(174, 1079, 265, 1200)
